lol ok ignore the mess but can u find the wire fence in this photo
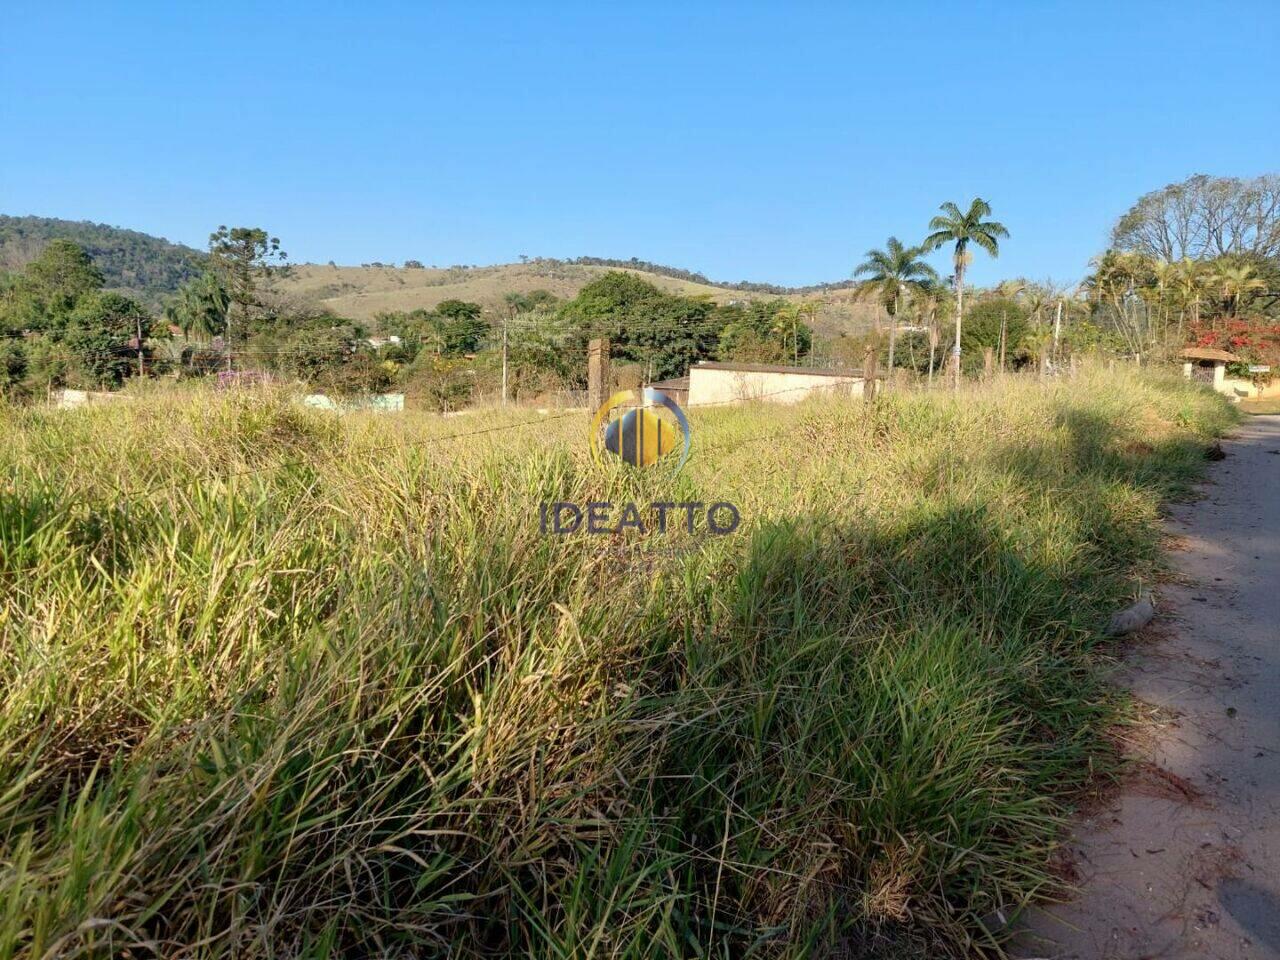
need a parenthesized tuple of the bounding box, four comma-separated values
(0, 376, 880, 529)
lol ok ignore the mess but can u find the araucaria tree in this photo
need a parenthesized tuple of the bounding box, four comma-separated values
(207, 227, 287, 369)
(923, 199, 1009, 388)
(853, 237, 938, 380)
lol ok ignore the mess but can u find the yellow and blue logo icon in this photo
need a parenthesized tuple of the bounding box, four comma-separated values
(590, 387, 691, 473)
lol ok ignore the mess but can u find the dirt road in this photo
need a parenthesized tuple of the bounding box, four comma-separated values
(1017, 415, 1280, 959)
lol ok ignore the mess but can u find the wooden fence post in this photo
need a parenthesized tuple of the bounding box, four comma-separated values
(863, 345, 878, 402)
(588, 338, 610, 411)
(983, 347, 995, 379)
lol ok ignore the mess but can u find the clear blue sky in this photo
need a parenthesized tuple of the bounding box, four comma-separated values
(3, 1, 1278, 288)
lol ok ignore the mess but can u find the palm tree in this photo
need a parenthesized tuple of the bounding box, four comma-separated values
(1083, 250, 1154, 356)
(771, 303, 802, 365)
(1149, 259, 1177, 337)
(1211, 263, 1267, 318)
(922, 199, 1009, 388)
(1173, 257, 1207, 335)
(913, 285, 950, 387)
(169, 272, 230, 342)
(995, 278, 1027, 301)
(1020, 282, 1054, 327)
(797, 299, 820, 361)
(852, 237, 938, 382)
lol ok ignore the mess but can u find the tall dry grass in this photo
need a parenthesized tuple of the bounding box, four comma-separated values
(0, 368, 1235, 958)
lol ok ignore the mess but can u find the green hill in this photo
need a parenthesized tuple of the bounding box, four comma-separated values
(278, 260, 879, 338)
(0, 215, 205, 309)
(0, 216, 882, 336)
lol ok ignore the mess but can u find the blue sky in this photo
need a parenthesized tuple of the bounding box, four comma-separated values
(3, 1, 1278, 288)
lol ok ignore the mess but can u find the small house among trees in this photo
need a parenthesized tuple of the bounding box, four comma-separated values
(1181, 346, 1239, 391)
(1178, 346, 1279, 400)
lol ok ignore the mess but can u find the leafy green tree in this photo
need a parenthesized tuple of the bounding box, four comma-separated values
(372, 308, 431, 359)
(25, 239, 104, 308)
(853, 237, 939, 375)
(523, 289, 561, 311)
(923, 199, 1009, 387)
(0, 340, 27, 397)
(715, 300, 812, 366)
(556, 274, 811, 380)
(0, 215, 203, 308)
(559, 272, 719, 380)
(266, 321, 362, 386)
(960, 298, 1030, 366)
(401, 354, 484, 411)
(506, 329, 577, 392)
(502, 289, 560, 315)
(769, 303, 802, 365)
(64, 291, 150, 386)
(558, 271, 664, 340)
(717, 327, 786, 363)
(633, 294, 718, 380)
(434, 299, 486, 355)
(18, 337, 72, 394)
(1, 240, 105, 333)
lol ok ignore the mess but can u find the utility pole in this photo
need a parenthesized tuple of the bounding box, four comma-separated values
(500, 310, 509, 406)
(953, 261, 965, 393)
(588, 338, 610, 411)
(135, 310, 146, 377)
(927, 326, 938, 389)
(1052, 299, 1063, 363)
(862, 345, 878, 402)
(886, 290, 901, 391)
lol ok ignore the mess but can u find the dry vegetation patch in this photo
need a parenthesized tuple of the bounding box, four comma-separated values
(0, 368, 1236, 957)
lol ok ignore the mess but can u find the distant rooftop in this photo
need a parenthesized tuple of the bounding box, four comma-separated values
(692, 361, 860, 378)
(647, 376, 689, 391)
(1181, 347, 1240, 363)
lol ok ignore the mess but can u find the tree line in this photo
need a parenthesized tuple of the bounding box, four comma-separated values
(4, 173, 1277, 403)
(564, 256, 858, 295)
(0, 215, 203, 309)
(0, 227, 816, 408)
(847, 174, 1280, 384)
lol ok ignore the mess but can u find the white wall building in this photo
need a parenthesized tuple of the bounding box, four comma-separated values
(686, 362, 866, 407)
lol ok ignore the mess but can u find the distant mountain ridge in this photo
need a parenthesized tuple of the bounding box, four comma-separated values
(562, 256, 857, 295)
(0, 215, 205, 308)
(1, 215, 859, 305)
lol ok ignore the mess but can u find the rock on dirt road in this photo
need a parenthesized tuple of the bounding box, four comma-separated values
(1016, 414, 1280, 960)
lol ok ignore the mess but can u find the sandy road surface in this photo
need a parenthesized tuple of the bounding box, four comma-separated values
(1017, 415, 1280, 959)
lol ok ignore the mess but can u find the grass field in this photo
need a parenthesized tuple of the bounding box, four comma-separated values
(0, 370, 1235, 958)
(275, 261, 880, 337)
